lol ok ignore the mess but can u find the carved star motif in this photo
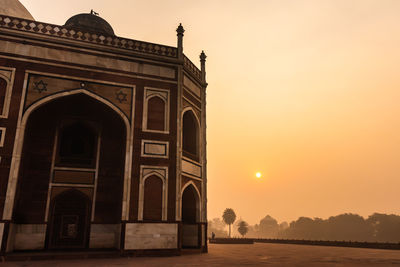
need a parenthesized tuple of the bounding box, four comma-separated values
(33, 80, 48, 93)
(116, 89, 128, 103)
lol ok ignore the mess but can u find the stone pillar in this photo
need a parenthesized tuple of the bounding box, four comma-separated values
(200, 50, 208, 252)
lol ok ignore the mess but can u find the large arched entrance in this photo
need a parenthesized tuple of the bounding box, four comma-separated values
(13, 93, 127, 250)
(181, 184, 200, 248)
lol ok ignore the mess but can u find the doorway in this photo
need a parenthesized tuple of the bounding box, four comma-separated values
(48, 189, 91, 249)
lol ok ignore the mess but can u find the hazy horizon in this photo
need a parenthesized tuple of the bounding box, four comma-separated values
(20, 0, 400, 225)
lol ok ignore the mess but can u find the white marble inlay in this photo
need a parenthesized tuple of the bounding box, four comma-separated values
(14, 224, 46, 250)
(141, 140, 168, 158)
(125, 223, 178, 250)
(0, 68, 15, 119)
(0, 127, 5, 147)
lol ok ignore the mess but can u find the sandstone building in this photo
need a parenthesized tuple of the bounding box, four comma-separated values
(0, 0, 207, 256)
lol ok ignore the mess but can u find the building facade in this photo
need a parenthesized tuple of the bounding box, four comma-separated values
(0, 1, 207, 256)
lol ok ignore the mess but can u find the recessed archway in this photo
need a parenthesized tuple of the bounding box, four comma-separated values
(3, 89, 132, 221)
(12, 92, 127, 250)
(182, 109, 200, 161)
(181, 183, 200, 248)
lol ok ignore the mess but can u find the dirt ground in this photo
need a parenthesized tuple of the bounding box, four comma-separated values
(3, 243, 400, 266)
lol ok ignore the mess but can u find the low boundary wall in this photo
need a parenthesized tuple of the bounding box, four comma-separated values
(210, 238, 400, 250)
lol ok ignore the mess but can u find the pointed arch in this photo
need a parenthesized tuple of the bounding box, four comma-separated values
(147, 95, 166, 131)
(142, 87, 170, 134)
(22, 89, 130, 129)
(181, 181, 201, 223)
(143, 174, 163, 221)
(3, 89, 133, 220)
(138, 167, 168, 221)
(182, 108, 201, 161)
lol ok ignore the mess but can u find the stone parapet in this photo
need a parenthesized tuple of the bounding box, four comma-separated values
(0, 14, 177, 58)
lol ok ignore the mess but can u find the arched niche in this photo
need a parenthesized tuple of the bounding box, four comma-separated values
(182, 184, 200, 223)
(147, 96, 166, 131)
(143, 175, 163, 221)
(182, 110, 200, 161)
(181, 183, 200, 248)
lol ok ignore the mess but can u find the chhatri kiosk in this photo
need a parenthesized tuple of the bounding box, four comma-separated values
(0, 0, 208, 257)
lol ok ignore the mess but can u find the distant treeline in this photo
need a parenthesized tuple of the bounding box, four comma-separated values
(208, 213, 400, 243)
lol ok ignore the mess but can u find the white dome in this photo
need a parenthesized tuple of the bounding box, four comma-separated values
(0, 0, 34, 20)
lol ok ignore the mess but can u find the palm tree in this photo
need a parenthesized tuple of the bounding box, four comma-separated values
(222, 208, 236, 238)
(238, 221, 249, 237)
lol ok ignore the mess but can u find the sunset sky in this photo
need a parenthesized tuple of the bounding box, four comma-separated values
(20, 0, 400, 225)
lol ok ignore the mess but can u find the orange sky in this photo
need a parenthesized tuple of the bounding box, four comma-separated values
(21, 0, 400, 225)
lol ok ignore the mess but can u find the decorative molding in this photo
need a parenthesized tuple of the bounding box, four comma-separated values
(138, 165, 169, 221)
(142, 87, 170, 134)
(141, 139, 169, 159)
(0, 54, 178, 84)
(0, 67, 15, 119)
(0, 127, 5, 147)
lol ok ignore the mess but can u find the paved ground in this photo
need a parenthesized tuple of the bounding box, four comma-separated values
(3, 243, 400, 266)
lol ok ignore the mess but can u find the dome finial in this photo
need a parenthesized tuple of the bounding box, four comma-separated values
(90, 9, 99, 16)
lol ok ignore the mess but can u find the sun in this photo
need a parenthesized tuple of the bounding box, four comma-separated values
(256, 172, 262, 178)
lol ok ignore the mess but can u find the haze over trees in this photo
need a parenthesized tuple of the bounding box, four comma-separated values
(209, 212, 400, 242)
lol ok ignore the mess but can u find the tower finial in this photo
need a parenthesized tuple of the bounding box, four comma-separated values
(200, 50, 207, 83)
(200, 50, 207, 62)
(176, 23, 185, 35)
(177, 23, 185, 59)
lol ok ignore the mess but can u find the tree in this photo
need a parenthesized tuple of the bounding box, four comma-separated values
(367, 213, 400, 242)
(237, 221, 249, 237)
(222, 208, 236, 238)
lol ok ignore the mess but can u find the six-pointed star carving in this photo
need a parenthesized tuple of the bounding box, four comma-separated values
(33, 80, 48, 93)
(116, 89, 128, 103)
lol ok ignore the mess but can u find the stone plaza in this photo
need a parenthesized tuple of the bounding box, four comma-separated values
(3, 243, 400, 266)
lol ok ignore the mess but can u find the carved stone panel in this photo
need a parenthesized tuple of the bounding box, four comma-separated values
(25, 74, 133, 120)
